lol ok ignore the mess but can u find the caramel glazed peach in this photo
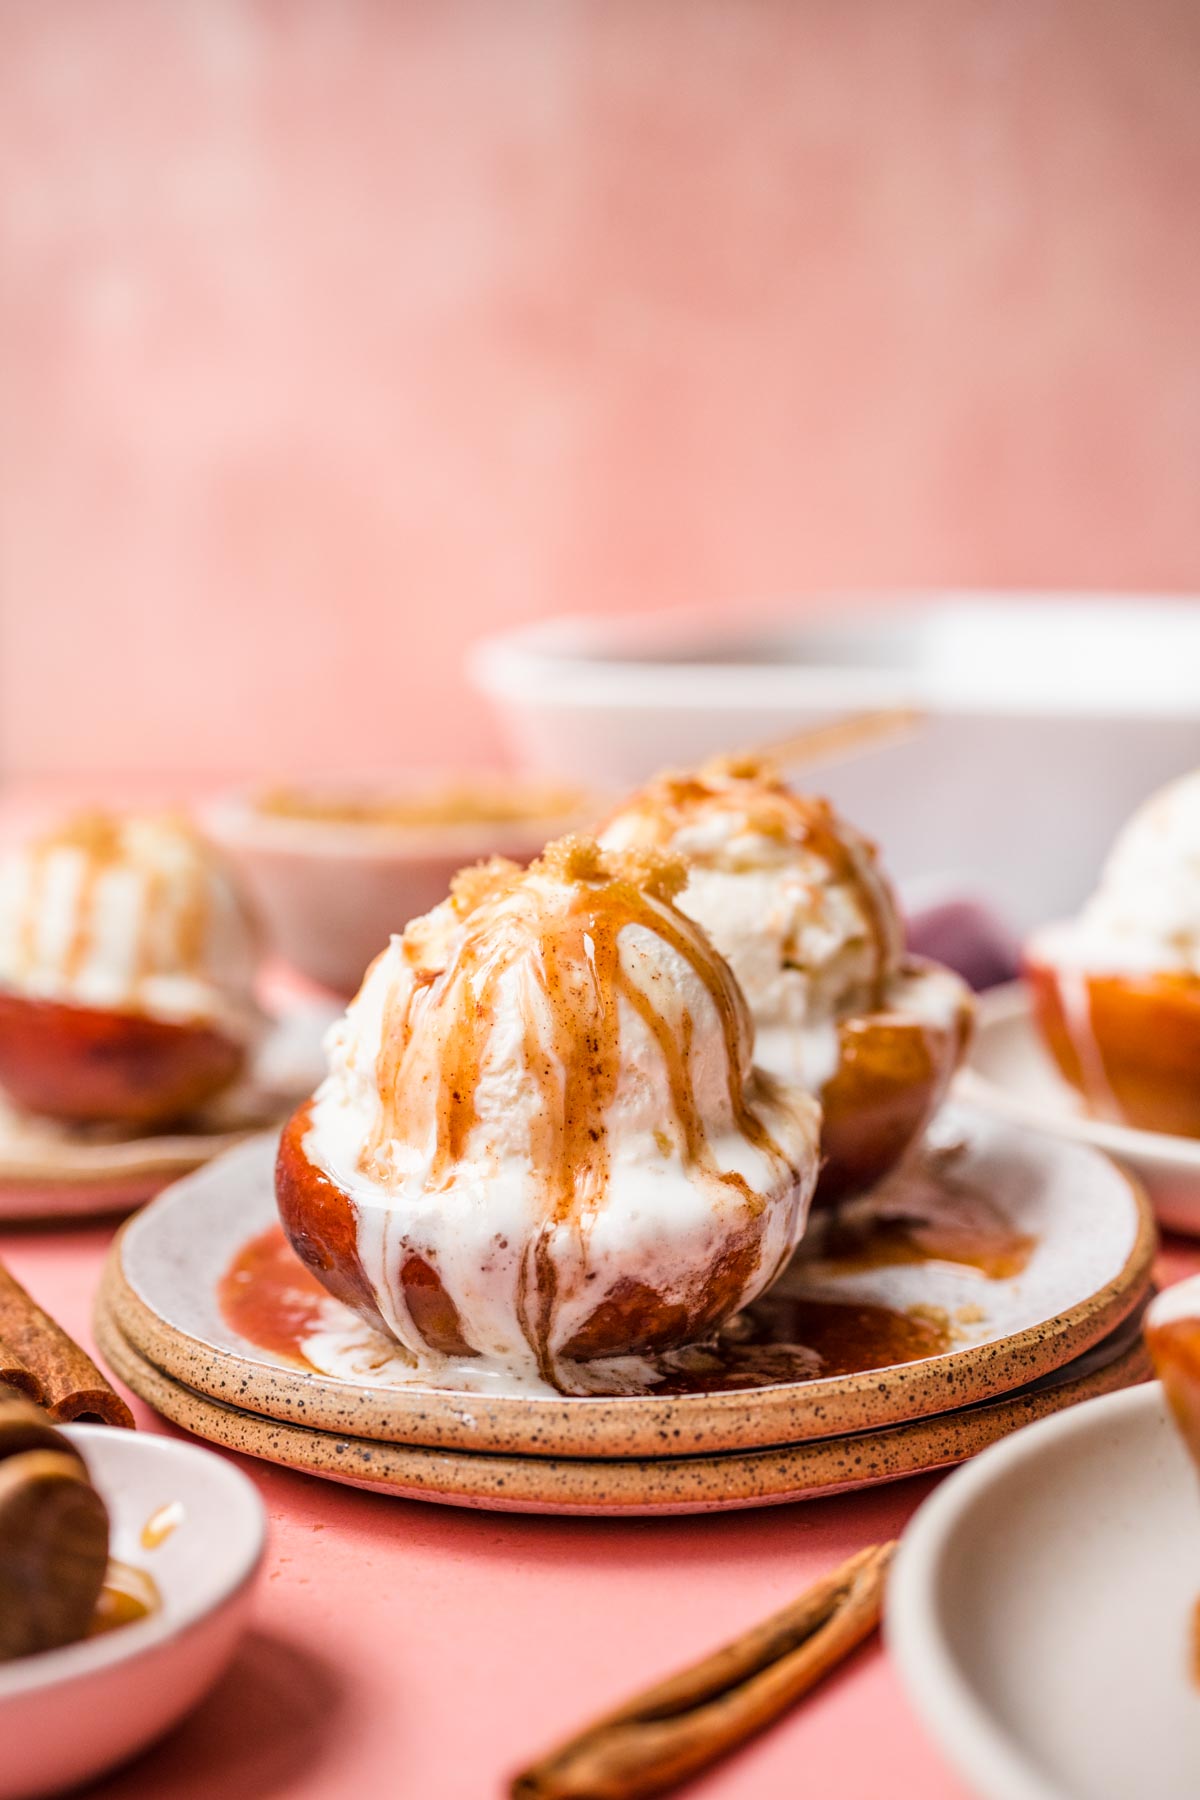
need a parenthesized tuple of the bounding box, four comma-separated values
(1026, 770, 1200, 1138)
(277, 839, 822, 1396)
(598, 758, 973, 1199)
(0, 813, 264, 1127)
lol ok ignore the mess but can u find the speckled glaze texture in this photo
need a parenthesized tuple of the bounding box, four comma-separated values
(93, 1300, 1150, 1515)
(100, 1111, 1157, 1461)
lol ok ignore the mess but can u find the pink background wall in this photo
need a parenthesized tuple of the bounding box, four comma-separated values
(3, 0, 1199, 781)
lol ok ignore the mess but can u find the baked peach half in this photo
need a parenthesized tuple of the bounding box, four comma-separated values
(1026, 952, 1200, 1138)
(814, 976, 974, 1201)
(277, 1103, 785, 1362)
(1145, 1279, 1200, 1476)
(0, 990, 246, 1128)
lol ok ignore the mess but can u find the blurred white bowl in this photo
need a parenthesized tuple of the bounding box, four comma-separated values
(470, 595, 1200, 933)
(205, 777, 594, 995)
(0, 1424, 265, 1800)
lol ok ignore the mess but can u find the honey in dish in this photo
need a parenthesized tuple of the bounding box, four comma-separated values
(140, 1500, 184, 1551)
(88, 1560, 159, 1637)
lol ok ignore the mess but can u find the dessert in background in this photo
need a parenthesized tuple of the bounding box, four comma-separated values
(0, 813, 263, 1127)
(1026, 771, 1200, 1137)
(597, 757, 973, 1198)
(277, 836, 821, 1393)
(206, 773, 597, 997)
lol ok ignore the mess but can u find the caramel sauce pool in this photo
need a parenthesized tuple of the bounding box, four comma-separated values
(219, 1217, 1022, 1393)
(806, 1205, 1036, 1283)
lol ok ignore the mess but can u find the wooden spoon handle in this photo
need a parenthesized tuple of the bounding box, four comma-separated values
(0, 1448, 110, 1662)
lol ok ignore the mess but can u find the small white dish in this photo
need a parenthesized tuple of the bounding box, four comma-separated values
(0, 1425, 266, 1800)
(205, 776, 595, 995)
(958, 983, 1200, 1236)
(888, 1382, 1200, 1800)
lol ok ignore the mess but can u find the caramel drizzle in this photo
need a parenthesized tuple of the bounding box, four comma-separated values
(13, 813, 218, 1000)
(18, 814, 122, 984)
(603, 762, 901, 1009)
(364, 849, 799, 1385)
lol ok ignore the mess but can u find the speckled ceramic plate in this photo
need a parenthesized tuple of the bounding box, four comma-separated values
(98, 1107, 1157, 1460)
(94, 1298, 1150, 1515)
(0, 1002, 336, 1221)
(888, 1381, 1200, 1800)
(958, 983, 1200, 1237)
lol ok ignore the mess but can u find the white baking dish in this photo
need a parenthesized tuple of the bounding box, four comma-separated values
(470, 595, 1200, 931)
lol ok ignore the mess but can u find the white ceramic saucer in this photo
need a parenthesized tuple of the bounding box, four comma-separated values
(958, 982, 1200, 1236)
(888, 1381, 1200, 1800)
(0, 1423, 266, 1800)
(0, 1001, 336, 1222)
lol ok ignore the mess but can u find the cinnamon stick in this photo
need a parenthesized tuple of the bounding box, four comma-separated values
(0, 1264, 134, 1428)
(0, 1341, 42, 1401)
(511, 1541, 894, 1800)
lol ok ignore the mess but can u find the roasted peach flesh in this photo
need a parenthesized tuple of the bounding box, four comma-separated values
(1026, 956, 1200, 1138)
(276, 1104, 768, 1362)
(0, 989, 245, 1127)
(1146, 1314, 1200, 1473)
(815, 999, 972, 1202)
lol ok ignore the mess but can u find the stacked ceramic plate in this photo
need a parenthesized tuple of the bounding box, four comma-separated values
(95, 1107, 1158, 1517)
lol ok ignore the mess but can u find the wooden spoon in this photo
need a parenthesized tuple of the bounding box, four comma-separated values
(0, 1443, 110, 1662)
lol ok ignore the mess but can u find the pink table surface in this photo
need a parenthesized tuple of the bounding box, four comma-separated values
(3, 1225, 1196, 1800)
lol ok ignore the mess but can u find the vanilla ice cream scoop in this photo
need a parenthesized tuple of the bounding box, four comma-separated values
(597, 759, 972, 1197)
(1025, 771, 1200, 1138)
(1055, 771, 1200, 976)
(282, 836, 821, 1395)
(0, 812, 262, 1040)
(599, 757, 958, 1083)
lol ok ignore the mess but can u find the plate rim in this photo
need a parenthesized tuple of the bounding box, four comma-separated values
(93, 1298, 1151, 1517)
(958, 982, 1200, 1173)
(885, 1381, 1166, 1800)
(101, 1122, 1159, 1461)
